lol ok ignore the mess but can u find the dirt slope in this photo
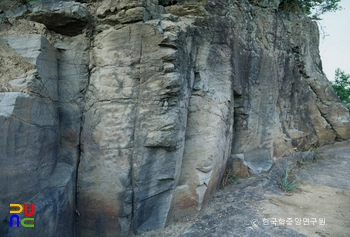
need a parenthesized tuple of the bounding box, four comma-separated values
(139, 141, 350, 237)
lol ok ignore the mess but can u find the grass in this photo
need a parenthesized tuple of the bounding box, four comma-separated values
(279, 168, 298, 192)
(281, 142, 322, 192)
(313, 149, 321, 162)
(221, 169, 240, 188)
(293, 141, 321, 167)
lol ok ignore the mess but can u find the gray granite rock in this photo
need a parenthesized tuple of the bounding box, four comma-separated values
(27, 2, 91, 36)
(249, 0, 281, 9)
(244, 149, 274, 175)
(0, 33, 77, 236)
(0, 0, 349, 236)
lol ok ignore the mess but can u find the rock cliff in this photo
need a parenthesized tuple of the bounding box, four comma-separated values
(0, 0, 349, 236)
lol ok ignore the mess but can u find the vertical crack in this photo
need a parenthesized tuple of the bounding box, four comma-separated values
(315, 104, 341, 139)
(74, 26, 94, 235)
(304, 80, 340, 139)
(130, 28, 142, 234)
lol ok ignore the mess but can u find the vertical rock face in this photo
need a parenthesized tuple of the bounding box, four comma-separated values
(0, 0, 349, 236)
(78, 17, 195, 235)
(0, 34, 76, 236)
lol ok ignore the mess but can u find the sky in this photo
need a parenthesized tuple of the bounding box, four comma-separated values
(319, 1, 350, 81)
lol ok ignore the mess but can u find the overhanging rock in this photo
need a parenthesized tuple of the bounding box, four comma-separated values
(27, 2, 91, 36)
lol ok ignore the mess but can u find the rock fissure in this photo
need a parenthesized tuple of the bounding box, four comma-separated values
(316, 103, 341, 139)
(9, 112, 58, 131)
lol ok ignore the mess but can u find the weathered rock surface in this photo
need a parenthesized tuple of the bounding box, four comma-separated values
(26, 2, 91, 36)
(0, 34, 75, 236)
(0, 0, 349, 236)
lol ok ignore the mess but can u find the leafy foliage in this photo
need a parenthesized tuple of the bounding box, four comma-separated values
(279, 0, 342, 19)
(279, 168, 298, 192)
(331, 68, 350, 106)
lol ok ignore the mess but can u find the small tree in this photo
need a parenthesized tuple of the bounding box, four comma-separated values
(279, 0, 342, 19)
(331, 68, 350, 106)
